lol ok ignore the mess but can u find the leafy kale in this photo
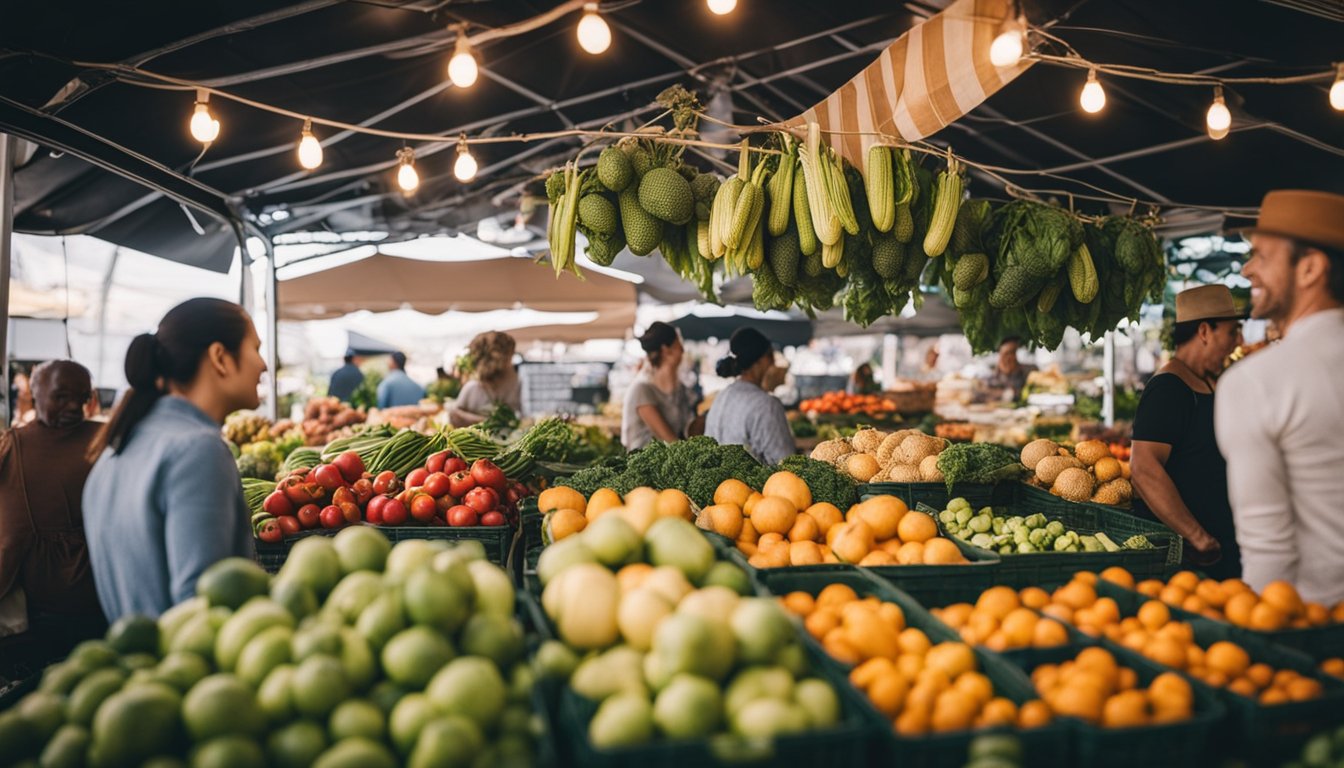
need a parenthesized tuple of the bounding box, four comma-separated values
(774, 455, 857, 509)
(934, 443, 1024, 492)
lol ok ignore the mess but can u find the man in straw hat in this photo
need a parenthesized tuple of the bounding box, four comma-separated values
(1131, 285, 1244, 578)
(1215, 189, 1344, 604)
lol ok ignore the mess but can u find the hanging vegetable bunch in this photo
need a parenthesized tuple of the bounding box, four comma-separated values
(543, 88, 1166, 352)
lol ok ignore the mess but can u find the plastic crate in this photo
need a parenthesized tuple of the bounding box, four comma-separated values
(753, 569, 1071, 767)
(518, 592, 563, 768)
(1010, 643, 1225, 768)
(252, 529, 339, 573)
(859, 482, 1020, 511)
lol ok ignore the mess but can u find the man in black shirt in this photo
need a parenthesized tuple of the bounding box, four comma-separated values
(1131, 285, 1244, 577)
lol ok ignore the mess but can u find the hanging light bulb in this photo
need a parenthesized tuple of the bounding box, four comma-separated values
(396, 148, 419, 192)
(453, 138, 478, 182)
(577, 3, 611, 55)
(296, 119, 323, 170)
(188, 89, 220, 144)
(989, 16, 1025, 68)
(1079, 69, 1106, 113)
(1206, 86, 1231, 140)
(707, 0, 736, 14)
(1330, 64, 1344, 111)
(447, 30, 479, 88)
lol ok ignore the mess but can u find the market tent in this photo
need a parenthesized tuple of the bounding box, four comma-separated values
(345, 330, 399, 356)
(277, 252, 636, 321)
(812, 296, 964, 339)
(507, 303, 638, 344)
(670, 306, 813, 348)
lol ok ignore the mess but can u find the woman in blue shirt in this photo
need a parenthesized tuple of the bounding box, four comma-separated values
(83, 298, 266, 620)
(705, 328, 795, 465)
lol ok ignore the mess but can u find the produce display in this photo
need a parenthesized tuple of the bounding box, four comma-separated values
(936, 443, 1026, 490)
(293, 397, 368, 447)
(1128, 570, 1344, 631)
(810, 428, 950, 484)
(1020, 437, 1133, 506)
(930, 586, 1072, 651)
(780, 583, 1051, 735)
(223, 411, 274, 447)
(798, 391, 899, 417)
(0, 527, 542, 767)
(531, 489, 847, 750)
(1028, 646, 1197, 727)
(938, 497, 1153, 555)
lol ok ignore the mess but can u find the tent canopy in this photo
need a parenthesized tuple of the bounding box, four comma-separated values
(345, 330, 399, 356)
(670, 306, 813, 348)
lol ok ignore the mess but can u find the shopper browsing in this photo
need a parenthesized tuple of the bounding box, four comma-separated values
(83, 298, 265, 620)
(622, 322, 694, 451)
(705, 327, 794, 465)
(983, 336, 1035, 402)
(1131, 285, 1243, 578)
(376, 351, 425, 408)
(1215, 190, 1344, 604)
(328, 349, 363, 403)
(450, 331, 522, 427)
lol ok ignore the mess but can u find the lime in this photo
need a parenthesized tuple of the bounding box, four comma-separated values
(381, 626, 454, 690)
(654, 674, 723, 739)
(0, 711, 36, 761)
(277, 537, 342, 600)
(197, 557, 270, 609)
(266, 720, 327, 768)
(17, 691, 66, 742)
(459, 614, 524, 669)
(106, 614, 160, 655)
(338, 627, 376, 691)
(214, 598, 294, 671)
(69, 640, 120, 671)
(66, 667, 128, 726)
(355, 591, 406, 652)
(190, 735, 266, 768)
(328, 699, 385, 742)
(333, 526, 391, 574)
(256, 664, 296, 723)
(291, 621, 342, 662)
(154, 652, 212, 693)
(383, 540, 439, 584)
(269, 578, 319, 621)
(311, 737, 397, 768)
(425, 656, 506, 730)
(235, 625, 293, 688)
(409, 716, 483, 768)
(291, 655, 350, 719)
(369, 680, 407, 714)
(321, 571, 383, 623)
(389, 693, 437, 756)
(39, 723, 90, 768)
(183, 674, 264, 741)
(38, 661, 85, 696)
(121, 653, 158, 671)
(90, 681, 182, 767)
(402, 567, 472, 634)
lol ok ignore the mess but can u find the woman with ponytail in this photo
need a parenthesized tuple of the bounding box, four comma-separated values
(83, 298, 267, 620)
(621, 322, 693, 451)
(705, 327, 794, 465)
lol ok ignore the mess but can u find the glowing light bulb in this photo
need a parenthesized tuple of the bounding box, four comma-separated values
(448, 35, 478, 88)
(453, 141, 478, 182)
(296, 120, 322, 170)
(1330, 65, 1344, 111)
(396, 149, 419, 192)
(989, 20, 1024, 68)
(1079, 70, 1106, 113)
(1206, 87, 1231, 139)
(577, 4, 611, 55)
(189, 94, 220, 144)
(707, 0, 736, 14)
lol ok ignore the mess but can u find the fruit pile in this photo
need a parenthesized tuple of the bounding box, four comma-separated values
(1020, 438, 1133, 506)
(249, 448, 529, 541)
(1028, 646, 1196, 727)
(693, 472, 967, 568)
(930, 586, 1072, 652)
(1130, 571, 1344, 631)
(811, 428, 950, 484)
(939, 498, 1152, 555)
(533, 490, 845, 749)
(798, 391, 900, 417)
(781, 583, 1051, 735)
(0, 527, 541, 767)
(294, 397, 368, 447)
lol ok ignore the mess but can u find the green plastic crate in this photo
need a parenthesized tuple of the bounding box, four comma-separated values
(752, 568, 1072, 767)
(518, 592, 563, 768)
(252, 528, 339, 573)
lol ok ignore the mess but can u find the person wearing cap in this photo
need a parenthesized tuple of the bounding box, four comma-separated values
(1130, 285, 1244, 578)
(328, 349, 364, 403)
(1215, 190, 1344, 603)
(705, 327, 794, 465)
(622, 322, 694, 451)
(377, 351, 425, 409)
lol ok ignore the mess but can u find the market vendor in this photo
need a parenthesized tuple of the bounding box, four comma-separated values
(846, 363, 877, 395)
(83, 298, 262, 620)
(705, 327, 794, 465)
(450, 331, 522, 427)
(376, 351, 425, 408)
(1216, 189, 1344, 603)
(327, 349, 363, 403)
(1131, 285, 1243, 578)
(622, 322, 694, 451)
(983, 336, 1035, 402)
(0, 360, 105, 645)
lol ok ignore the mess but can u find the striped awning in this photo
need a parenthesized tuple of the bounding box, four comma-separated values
(777, 0, 1033, 166)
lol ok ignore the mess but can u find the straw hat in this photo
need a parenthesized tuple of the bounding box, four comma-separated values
(1236, 190, 1344, 252)
(1175, 284, 1241, 324)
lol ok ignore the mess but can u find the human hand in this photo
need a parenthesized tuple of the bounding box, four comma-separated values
(1187, 535, 1222, 567)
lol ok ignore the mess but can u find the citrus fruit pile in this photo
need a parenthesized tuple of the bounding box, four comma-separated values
(931, 586, 1072, 651)
(1029, 646, 1195, 728)
(1130, 571, 1344, 631)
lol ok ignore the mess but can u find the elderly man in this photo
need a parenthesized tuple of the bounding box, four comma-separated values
(1215, 190, 1344, 604)
(0, 360, 106, 649)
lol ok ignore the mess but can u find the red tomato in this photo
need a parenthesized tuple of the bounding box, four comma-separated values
(365, 495, 387, 525)
(263, 490, 294, 516)
(435, 495, 455, 515)
(427, 515, 447, 527)
(276, 515, 302, 536)
(422, 472, 452, 498)
(257, 520, 283, 543)
(448, 470, 476, 498)
(470, 459, 507, 492)
(319, 505, 344, 529)
(425, 451, 450, 474)
(442, 457, 468, 476)
(381, 498, 408, 526)
(332, 486, 357, 507)
(479, 510, 506, 527)
(313, 464, 345, 492)
(339, 502, 361, 525)
(410, 493, 438, 523)
(297, 504, 321, 529)
(351, 478, 375, 505)
(464, 486, 500, 515)
(447, 505, 478, 527)
(372, 470, 400, 496)
(406, 468, 430, 489)
(284, 481, 325, 507)
(333, 451, 366, 484)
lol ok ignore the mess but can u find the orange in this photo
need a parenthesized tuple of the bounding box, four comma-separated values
(896, 653, 925, 681)
(1102, 690, 1150, 728)
(1182, 595, 1208, 614)
(894, 510, 937, 544)
(1054, 580, 1099, 610)
(781, 591, 815, 616)
(817, 583, 859, 609)
(701, 503, 745, 539)
(1333, 602, 1344, 623)
(742, 492, 764, 518)
(1148, 672, 1193, 710)
(831, 520, 876, 564)
(1227, 677, 1260, 698)
(1169, 570, 1200, 592)
(1041, 603, 1075, 625)
(1019, 586, 1051, 610)
(1136, 579, 1164, 598)
(1224, 592, 1259, 627)
(1156, 621, 1193, 644)
(1018, 699, 1053, 729)
(539, 485, 589, 515)
(878, 602, 907, 633)
(1074, 571, 1099, 585)
(1261, 580, 1305, 618)
(804, 503, 844, 537)
(895, 541, 925, 565)
(788, 512, 821, 543)
(850, 657, 896, 690)
(1195, 579, 1227, 609)
(922, 538, 966, 564)
(1137, 600, 1171, 631)
(852, 496, 907, 541)
(897, 627, 933, 657)
(1249, 602, 1289, 631)
(983, 632, 1011, 652)
(925, 642, 977, 679)
(937, 603, 974, 630)
(880, 538, 906, 557)
(1001, 608, 1039, 647)
(1273, 669, 1300, 688)
(859, 550, 898, 567)
(978, 697, 1018, 727)
(1117, 667, 1139, 691)
(1146, 637, 1188, 670)
(1159, 585, 1189, 607)
(1260, 687, 1290, 706)
(1032, 664, 1061, 694)
(1205, 642, 1251, 677)
(1286, 677, 1323, 702)
(930, 688, 979, 732)
(1092, 597, 1121, 626)
(751, 496, 799, 535)
(1099, 566, 1135, 590)
(547, 507, 588, 541)
(1201, 670, 1230, 688)
(894, 706, 929, 736)
(714, 478, 754, 508)
(822, 628, 863, 665)
(1033, 619, 1069, 649)
(758, 532, 786, 550)
(762, 471, 812, 512)
(1320, 658, 1344, 679)
(804, 608, 840, 640)
(738, 518, 759, 545)
(789, 540, 824, 566)
(867, 670, 910, 716)
(1186, 645, 1205, 671)
(1052, 685, 1106, 724)
(955, 671, 995, 707)
(1121, 631, 1149, 654)
(1246, 663, 1275, 689)
(1076, 647, 1120, 683)
(975, 586, 1022, 620)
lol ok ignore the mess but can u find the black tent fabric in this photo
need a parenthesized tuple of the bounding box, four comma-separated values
(345, 330, 400, 356)
(2, 0, 1341, 273)
(670, 309, 814, 348)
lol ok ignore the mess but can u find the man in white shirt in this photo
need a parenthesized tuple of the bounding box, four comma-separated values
(1215, 189, 1344, 605)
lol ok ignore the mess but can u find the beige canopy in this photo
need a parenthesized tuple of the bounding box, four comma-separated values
(278, 253, 637, 325)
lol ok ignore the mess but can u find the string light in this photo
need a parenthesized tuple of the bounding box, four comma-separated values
(989, 16, 1025, 68)
(447, 30, 479, 89)
(188, 89, 220, 143)
(453, 137, 478, 181)
(576, 3, 611, 55)
(296, 118, 323, 170)
(1079, 69, 1106, 113)
(396, 147, 419, 192)
(707, 0, 737, 14)
(1206, 86, 1231, 140)
(1330, 64, 1344, 111)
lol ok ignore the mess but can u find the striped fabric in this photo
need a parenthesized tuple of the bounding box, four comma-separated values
(777, 0, 1033, 166)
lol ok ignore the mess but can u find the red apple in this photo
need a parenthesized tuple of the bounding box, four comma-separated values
(447, 505, 478, 527)
(319, 505, 344, 529)
(263, 490, 294, 516)
(297, 504, 321, 529)
(464, 486, 500, 515)
(276, 515, 302, 536)
(470, 459, 507, 492)
(480, 510, 506, 527)
(333, 451, 366, 483)
(422, 472, 452, 498)
(382, 498, 408, 526)
(410, 493, 438, 523)
(447, 470, 476, 498)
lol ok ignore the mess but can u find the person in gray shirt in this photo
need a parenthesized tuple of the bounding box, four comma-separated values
(705, 327, 794, 465)
(622, 322, 694, 451)
(83, 298, 265, 621)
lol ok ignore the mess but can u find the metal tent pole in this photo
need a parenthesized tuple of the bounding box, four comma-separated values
(262, 236, 279, 421)
(1103, 331, 1116, 428)
(0, 134, 15, 430)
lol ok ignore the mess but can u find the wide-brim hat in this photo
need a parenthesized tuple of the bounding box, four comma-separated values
(1175, 284, 1243, 324)
(1234, 189, 1344, 252)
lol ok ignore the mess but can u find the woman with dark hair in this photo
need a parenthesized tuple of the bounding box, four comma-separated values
(83, 298, 267, 620)
(621, 322, 693, 451)
(705, 327, 794, 465)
